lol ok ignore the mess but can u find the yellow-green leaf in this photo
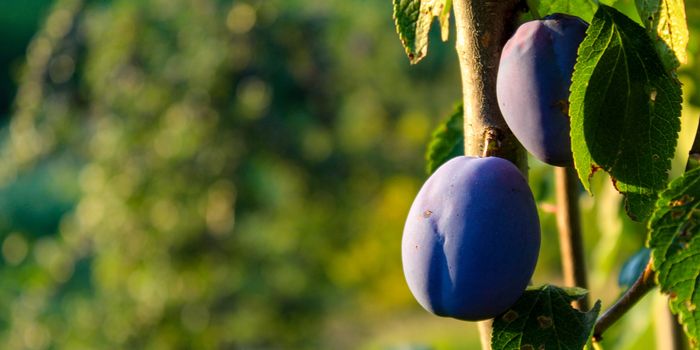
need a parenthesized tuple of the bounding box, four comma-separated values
(635, 0, 689, 70)
(393, 0, 451, 64)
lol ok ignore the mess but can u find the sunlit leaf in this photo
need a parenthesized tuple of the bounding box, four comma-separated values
(648, 167, 700, 348)
(393, 0, 452, 64)
(570, 5, 682, 221)
(425, 103, 463, 175)
(635, 0, 689, 70)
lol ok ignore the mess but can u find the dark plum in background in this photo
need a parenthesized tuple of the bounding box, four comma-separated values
(402, 156, 541, 321)
(496, 14, 588, 167)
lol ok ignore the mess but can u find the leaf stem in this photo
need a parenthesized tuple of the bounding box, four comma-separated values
(555, 166, 589, 311)
(592, 262, 656, 342)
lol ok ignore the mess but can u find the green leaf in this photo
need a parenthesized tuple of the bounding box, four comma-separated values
(425, 103, 463, 175)
(527, 0, 598, 22)
(392, 0, 451, 64)
(569, 5, 682, 221)
(635, 0, 689, 70)
(438, 0, 451, 41)
(649, 167, 700, 348)
(491, 285, 601, 350)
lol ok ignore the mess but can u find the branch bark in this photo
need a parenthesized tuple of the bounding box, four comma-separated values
(592, 262, 656, 342)
(555, 166, 589, 311)
(453, 0, 528, 170)
(452, 1, 528, 349)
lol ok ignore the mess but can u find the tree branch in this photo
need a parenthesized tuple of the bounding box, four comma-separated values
(452, 1, 528, 349)
(453, 0, 528, 170)
(555, 166, 589, 311)
(592, 262, 656, 342)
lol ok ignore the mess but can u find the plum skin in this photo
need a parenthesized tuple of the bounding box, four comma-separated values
(497, 14, 588, 167)
(402, 156, 540, 321)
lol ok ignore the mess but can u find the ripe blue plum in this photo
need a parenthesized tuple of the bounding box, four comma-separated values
(496, 14, 588, 166)
(402, 156, 540, 321)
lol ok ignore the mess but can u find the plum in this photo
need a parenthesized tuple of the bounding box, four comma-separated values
(402, 156, 540, 321)
(496, 14, 588, 166)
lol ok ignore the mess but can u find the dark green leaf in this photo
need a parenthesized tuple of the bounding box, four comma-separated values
(425, 103, 463, 175)
(649, 167, 700, 348)
(618, 248, 651, 289)
(570, 5, 682, 221)
(491, 285, 601, 350)
(635, 0, 689, 70)
(392, 0, 451, 64)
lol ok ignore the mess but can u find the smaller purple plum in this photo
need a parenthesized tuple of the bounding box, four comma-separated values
(497, 14, 588, 166)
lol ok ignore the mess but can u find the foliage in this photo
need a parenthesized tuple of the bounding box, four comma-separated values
(393, 0, 451, 64)
(528, 0, 599, 22)
(649, 167, 700, 348)
(397, 0, 700, 349)
(491, 285, 600, 350)
(1, 0, 700, 348)
(0, 0, 54, 118)
(570, 4, 682, 221)
(425, 103, 463, 174)
(0, 0, 463, 348)
(636, 0, 689, 70)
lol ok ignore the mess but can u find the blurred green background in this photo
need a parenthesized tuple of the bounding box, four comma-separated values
(0, 0, 698, 349)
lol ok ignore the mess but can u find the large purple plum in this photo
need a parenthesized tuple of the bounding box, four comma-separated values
(402, 156, 540, 321)
(497, 14, 588, 166)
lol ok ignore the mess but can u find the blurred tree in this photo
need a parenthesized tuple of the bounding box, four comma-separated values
(2, 0, 697, 349)
(0, 0, 54, 118)
(0, 0, 461, 348)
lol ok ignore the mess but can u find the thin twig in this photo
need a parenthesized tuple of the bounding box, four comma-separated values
(592, 262, 656, 342)
(555, 166, 589, 311)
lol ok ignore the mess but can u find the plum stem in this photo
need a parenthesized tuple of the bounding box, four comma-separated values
(452, 1, 528, 349)
(481, 127, 502, 157)
(555, 166, 589, 311)
(592, 261, 656, 343)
